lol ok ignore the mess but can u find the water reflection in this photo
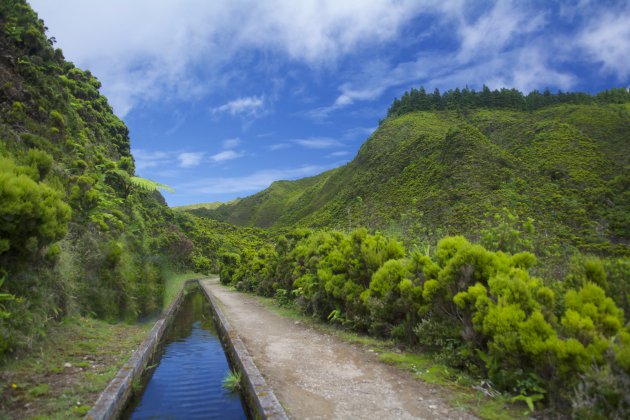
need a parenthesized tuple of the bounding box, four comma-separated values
(124, 289, 248, 419)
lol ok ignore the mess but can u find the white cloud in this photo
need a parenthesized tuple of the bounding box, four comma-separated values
(31, 0, 624, 122)
(133, 148, 209, 172)
(132, 149, 172, 170)
(212, 96, 265, 117)
(268, 143, 291, 151)
(294, 138, 341, 149)
(210, 150, 243, 162)
(177, 164, 335, 194)
(308, 0, 575, 118)
(235, 0, 421, 65)
(344, 127, 376, 139)
(31, 0, 422, 117)
(328, 151, 350, 157)
(222, 137, 241, 149)
(178, 152, 204, 168)
(422, 46, 576, 94)
(578, 4, 630, 79)
(454, 1, 546, 63)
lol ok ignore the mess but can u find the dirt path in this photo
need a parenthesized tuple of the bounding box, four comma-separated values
(200, 278, 475, 420)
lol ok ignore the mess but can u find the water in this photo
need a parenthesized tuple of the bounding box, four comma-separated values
(123, 289, 248, 419)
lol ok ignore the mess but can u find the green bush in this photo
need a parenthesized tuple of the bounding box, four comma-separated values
(0, 157, 71, 259)
(214, 226, 628, 412)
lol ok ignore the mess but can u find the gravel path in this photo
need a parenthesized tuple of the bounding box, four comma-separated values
(200, 277, 476, 420)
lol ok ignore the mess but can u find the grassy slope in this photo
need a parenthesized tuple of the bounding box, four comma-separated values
(190, 171, 340, 227)
(195, 105, 630, 255)
(0, 317, 152, 418)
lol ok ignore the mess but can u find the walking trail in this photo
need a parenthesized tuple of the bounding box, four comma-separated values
(200, 278, 476, 419)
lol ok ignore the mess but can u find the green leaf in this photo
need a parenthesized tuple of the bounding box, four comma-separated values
(129, 176, 174, 193)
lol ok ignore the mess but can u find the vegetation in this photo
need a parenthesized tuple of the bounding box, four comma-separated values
(386, 85, 630, 117)
(221, 369, 242, 392)
(173, 211, 271, 275)
(256, 293, 524, 419)
(162, 271, 205, 308)
(196, 98, 630, 263)
(1, 1, 629, 418)
(180, 85, 630, 417)
(173, 200, 240, 212)
(0, 315, 152, 418)
(0, 0, 188, 359)
(214, 226, 629, 415)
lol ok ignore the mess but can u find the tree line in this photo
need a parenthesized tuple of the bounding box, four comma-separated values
(386, 86, 630, 118)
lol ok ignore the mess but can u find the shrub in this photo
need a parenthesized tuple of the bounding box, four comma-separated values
(0, 157, 71, 259)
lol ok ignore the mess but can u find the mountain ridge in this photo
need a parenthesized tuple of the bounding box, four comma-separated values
(189, 101, 630, 256)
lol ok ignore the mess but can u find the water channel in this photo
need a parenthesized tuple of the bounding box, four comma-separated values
(123, 287, 248, 419)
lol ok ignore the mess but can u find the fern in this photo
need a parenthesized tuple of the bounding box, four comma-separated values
(110, 169, 173, 193)
(129, 176, 174, 193)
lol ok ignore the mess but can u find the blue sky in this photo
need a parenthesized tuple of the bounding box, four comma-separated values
(31, 0, 630, 207)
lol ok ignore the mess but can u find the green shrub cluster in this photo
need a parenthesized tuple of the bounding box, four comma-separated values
(219, 227, 629, 413)
(173, 210, 270, 275)
(0, 0, 189, 357)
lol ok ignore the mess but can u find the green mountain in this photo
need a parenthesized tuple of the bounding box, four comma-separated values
(173, 199, 239, 212)
(193, 101, 630, 256)
(0, 0, 185, 356)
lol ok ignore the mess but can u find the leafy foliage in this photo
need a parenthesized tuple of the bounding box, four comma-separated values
(182, 84, 630, 419)
(386, 85, 630, 117)
(214, 227, 629, 414)
(196, 100, 630, 262)
(0, 0, 187, 357)
(0, 157, 71, 258)
(3, 3, 629, 419)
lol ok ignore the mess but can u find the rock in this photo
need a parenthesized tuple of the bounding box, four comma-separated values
(64, 362, 72, 368)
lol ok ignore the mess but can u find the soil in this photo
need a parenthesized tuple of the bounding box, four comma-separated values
(201, 278, 477, 420)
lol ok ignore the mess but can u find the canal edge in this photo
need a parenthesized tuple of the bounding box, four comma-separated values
(199, 279, 289, 420)
(85, 278, 201, 420)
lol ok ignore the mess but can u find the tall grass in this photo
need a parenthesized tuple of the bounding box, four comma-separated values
(222, 369, 241, 392)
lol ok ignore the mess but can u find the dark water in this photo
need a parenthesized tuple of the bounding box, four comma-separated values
(123, 289, 248, 419)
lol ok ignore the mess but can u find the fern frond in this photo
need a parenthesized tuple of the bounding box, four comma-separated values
(129, 176, 174, 193)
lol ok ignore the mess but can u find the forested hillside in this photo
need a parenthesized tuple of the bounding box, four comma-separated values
(0, 1, 192, 357)
(195, 98, 630, 258)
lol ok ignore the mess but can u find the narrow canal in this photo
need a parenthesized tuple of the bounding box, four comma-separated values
(123, 288, 248, 419)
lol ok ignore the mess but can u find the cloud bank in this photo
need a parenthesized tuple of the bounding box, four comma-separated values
(33, 0, 422, 117)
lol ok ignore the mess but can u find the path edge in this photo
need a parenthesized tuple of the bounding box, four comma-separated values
(200, 278, 289, 420)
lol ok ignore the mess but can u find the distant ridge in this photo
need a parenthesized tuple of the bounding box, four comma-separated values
(173, 200, 240, 211)
(186, 91, 630, 256)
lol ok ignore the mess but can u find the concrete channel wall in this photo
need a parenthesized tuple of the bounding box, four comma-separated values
(85, 278, 287, 420)
(85, 278, 197, 420)
(200, 282, 288, 420)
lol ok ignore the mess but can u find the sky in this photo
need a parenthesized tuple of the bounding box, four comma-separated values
(30, 0, 630, 207)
